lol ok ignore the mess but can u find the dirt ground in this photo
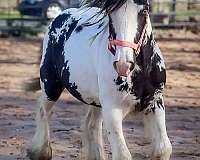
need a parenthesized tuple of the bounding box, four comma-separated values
(0, 30, 200, 160)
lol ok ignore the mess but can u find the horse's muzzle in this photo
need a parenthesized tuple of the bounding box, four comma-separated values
(114, 61, 134, 77)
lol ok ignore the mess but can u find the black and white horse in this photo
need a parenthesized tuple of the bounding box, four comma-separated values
(27, 0, 172, 159)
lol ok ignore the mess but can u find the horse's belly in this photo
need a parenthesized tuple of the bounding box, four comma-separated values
(67, 69, 100, 105)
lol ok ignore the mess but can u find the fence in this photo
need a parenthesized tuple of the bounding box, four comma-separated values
(0, 0, 47, 36)
(0, 0, 200, 36)
(151, 0, 200, 28)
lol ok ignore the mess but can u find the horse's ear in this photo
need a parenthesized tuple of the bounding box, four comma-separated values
(142, 33, 166, 89)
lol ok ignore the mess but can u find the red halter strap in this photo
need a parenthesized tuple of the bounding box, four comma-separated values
(108, 11, 148, 56)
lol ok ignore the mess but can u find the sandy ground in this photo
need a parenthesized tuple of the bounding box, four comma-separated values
(0, 30, 200, 160)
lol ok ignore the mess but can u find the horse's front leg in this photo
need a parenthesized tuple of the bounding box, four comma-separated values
(82, 107, 105, 160)
(102, 105, 132, 160)
(143, 94, 172, 160)
(27, 95, 54, 160)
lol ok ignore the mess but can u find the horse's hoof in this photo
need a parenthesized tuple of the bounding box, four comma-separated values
(27, 144, 52, 160)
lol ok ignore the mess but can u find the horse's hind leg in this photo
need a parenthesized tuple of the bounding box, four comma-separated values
(27, 93, 56, 160)
(82, 107, 105, 160)
(143, 95, 172, 160)
(27, 79, 63, 160)
(27, 95, 54, 160)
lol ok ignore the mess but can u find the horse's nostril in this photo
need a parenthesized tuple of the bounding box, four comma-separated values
(113, 61, 118, 70)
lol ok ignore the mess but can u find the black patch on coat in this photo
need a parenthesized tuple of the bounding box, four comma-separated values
(114, 76, 132, 93)
(109, 16, 116, 40)
(108, 16, 117, 54)
(40, 13, 73, 101)
(114, 76, 124, 85)
(75, 25, 83, 33)
(40, 13, 83, 102)
(118, 82, 130, 92)
(150, 54, 166, 88)
(130, 33, 166, 112)
(49, 13, 72, 35)
(41, 12, 101, 108)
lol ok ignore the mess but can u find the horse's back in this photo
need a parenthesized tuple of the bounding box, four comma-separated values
(40, 7, 108, 105)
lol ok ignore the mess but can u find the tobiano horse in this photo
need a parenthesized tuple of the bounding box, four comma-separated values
(27, 0, 172, 159)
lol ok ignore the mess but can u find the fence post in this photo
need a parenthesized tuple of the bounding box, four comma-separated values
(171, 0, 176, 23)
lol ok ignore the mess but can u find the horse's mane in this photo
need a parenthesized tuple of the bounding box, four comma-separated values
(82, 0, 127, 14)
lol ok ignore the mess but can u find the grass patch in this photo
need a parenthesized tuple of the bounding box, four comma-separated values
(0, 10, 21, 18)
(176, 10, 200, 17)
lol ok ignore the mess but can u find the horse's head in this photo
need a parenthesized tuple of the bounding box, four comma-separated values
(107, 0, 150, 77)
(84, 0, 152, 77)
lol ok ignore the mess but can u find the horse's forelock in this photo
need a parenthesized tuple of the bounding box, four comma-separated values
(84, 0, 128, 14)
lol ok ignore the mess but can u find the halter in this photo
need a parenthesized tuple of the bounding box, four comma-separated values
(108, 2, 149, 56)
